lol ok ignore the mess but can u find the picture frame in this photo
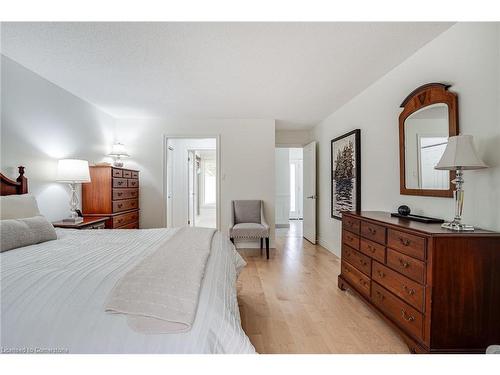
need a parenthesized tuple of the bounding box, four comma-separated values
(331, 129, 361, 220)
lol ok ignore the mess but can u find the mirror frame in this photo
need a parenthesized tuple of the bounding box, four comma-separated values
(399, 83, 458, 198)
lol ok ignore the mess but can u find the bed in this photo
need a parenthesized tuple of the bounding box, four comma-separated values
(0, 167, 255, 354)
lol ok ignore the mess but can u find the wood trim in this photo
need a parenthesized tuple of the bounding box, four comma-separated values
(0, 166, 28, 196)
(399, 83, 458, 198)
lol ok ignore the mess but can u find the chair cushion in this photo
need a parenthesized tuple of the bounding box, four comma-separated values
(233, 200, 261, 224)
(230, 223, 269, 239)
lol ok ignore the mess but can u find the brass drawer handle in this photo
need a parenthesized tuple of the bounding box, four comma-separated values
(402, 285, 415, 296)
(358, 278, 368, 287)
(368, 227, 377, 235)
(401, 309, 415, 322)
(377, 270, 385, 278)
(399, 237, 410, 246)
(117, 192, 123, 196)
(367, 245, 376, 253)
(345, 267, 350, 273)
(117, 203, 123, 208)
(359, 259, 368, 267)
(375, 291, 385, 300)
(399, 258, 410, 268)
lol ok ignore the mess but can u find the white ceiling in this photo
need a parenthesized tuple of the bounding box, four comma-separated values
(1, 22, 453, 130)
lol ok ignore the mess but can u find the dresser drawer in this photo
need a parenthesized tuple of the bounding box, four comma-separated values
(122, 170, 132, 178)
(113, 211, 139, 227)
(342, 216, 360, 234)
(112, 168, 122, 178)
(341, 261, 370, 298)
(372, 261, 424, 312)
(127, 179, 139, 188)
(117, 221, 139, 229)
(360, 221, 386, 245)
(372, 282, 424, 341)
(112, 199, 138, 213)
(342, 230, 360, 250)
(112, 188, 138, 200)
(388, 229, 426, 261)
(131, 171, 139, 179)
(113, 178, 128, 188)
(359, 238, 385, 263)
(342, 244, 371, 276)
(386, 249, 425, 284)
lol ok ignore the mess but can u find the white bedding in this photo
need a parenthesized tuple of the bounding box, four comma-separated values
(0, 228, 255, 354)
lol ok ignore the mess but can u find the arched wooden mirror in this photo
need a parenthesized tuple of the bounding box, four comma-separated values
(399, 83, 458, 197)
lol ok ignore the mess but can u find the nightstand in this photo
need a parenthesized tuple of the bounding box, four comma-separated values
(52, 216, 109, 230)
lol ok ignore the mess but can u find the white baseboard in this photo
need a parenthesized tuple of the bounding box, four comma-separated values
(275, 223, 290, 228)
(234, 239, 276, 249)
(317, 236, 340, 258)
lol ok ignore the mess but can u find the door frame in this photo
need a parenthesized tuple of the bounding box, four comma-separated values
(289, 158, 303, 220)
(163, 135, 221, 230)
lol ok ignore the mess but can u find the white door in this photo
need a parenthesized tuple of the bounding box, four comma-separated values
(303, 141, 317, 243)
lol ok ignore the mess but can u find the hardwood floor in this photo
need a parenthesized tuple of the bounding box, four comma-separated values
(237, 221, 409, 354)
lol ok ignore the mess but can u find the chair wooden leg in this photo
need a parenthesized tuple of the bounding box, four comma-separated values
(265, 237, 269, 259)
(260, 238, 263, 249)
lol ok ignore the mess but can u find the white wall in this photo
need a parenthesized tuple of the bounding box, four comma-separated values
(1, 55, 276, 247)
(167, 138, 216, 227)
(1, 55, 116, 221)
(313, 23, 500, 257)
(275, 129, 312, 146)
(275, 148, 290, 227)
(116, 118, 276, 247)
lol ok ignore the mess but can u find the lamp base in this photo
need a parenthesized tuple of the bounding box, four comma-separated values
(62, 217, 83, 224)
(441, 221, 475, 231)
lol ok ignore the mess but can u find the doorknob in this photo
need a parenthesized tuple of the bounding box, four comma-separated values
(306, 195, 317, 199)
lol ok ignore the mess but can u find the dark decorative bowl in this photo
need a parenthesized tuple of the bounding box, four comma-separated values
(398, 205, 411, 216)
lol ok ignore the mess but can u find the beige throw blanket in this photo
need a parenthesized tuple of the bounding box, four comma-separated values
(105, 227, 216, 334)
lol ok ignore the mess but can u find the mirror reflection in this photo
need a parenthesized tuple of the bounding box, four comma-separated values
(404, 103, 450, 190)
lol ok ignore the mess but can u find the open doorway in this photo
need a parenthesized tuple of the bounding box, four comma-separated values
(275, 147, 303, 229)
(165, 137, 219, 229)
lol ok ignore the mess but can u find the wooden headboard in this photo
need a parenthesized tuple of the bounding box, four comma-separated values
(0, 166, 28, 196)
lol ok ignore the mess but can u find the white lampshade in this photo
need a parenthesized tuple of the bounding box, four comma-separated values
(56, 159, 91, 183)
(435, 135, 487, 171)
(109, 143, 130, 157)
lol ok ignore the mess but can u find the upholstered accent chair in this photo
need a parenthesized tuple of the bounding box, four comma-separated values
(229, 200, 270, 259)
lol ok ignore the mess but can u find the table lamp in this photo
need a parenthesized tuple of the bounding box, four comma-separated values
(435, 135, 487, 231)
(56, 159, 91, 223)
(108, 143, 129, 167)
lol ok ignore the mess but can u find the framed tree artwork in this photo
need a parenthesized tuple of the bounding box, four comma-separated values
(331, 129, 361, 220)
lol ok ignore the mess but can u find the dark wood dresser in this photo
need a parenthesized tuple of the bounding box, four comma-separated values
(338, 211, 500, 353)
(82, 166, 139, 229)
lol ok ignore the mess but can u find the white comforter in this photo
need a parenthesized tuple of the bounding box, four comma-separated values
(0, 228, 255, 354)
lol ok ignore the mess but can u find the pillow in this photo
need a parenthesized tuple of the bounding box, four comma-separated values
(0, 194, 41, 220)
(0, 216, 57, 252)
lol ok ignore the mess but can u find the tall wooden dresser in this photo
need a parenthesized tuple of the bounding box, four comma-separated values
(82, 166, 140, 229)
(338, 211, 500, 353)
